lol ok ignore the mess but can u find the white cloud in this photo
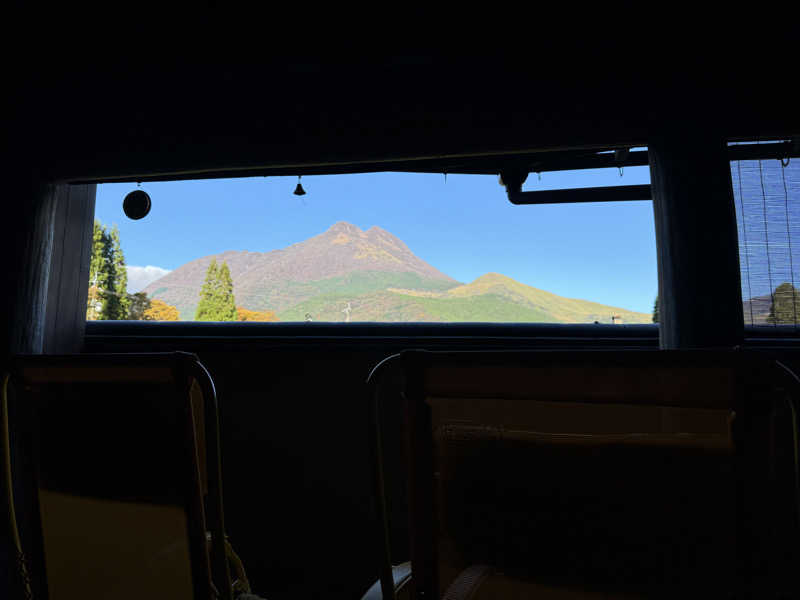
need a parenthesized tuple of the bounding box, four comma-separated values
(127, 265, 171, 293)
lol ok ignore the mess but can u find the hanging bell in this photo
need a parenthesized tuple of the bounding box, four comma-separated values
(293, 176, 306, 196)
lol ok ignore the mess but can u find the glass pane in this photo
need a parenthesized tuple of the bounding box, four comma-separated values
(90, 169, 657, 323)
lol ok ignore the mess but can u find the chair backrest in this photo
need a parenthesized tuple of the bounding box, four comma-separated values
(3, 352, 231, 600)
(369, 350, 800, 599)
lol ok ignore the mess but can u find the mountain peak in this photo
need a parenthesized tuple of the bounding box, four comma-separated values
(327, 221, 363, 234)
(143, 222, 459, 317)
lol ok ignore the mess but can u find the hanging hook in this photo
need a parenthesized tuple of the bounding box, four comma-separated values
(444, 172, 447, 184)
(781, 157, 791, 168)
(615, 148, 629, 178)
(537, 171, 542, 181)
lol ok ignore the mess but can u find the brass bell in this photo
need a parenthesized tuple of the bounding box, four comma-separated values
(293, 176, 306, 196)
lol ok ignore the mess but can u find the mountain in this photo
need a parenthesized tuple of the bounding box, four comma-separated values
(144, 222, 457, 318)
(742, 293, 772, 325)
(143, 222, 650, 323)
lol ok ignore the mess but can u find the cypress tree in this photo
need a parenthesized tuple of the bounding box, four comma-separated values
(652, 295, 660, 324)
(216, 261, 237, 321)
(195, 259, 238, 321)
(87, 220, 116, 319)
(195, 259, 220, 321)
(86, 221, 130, 320)
(104, 225, 130, 320)
(87, 220, 109, 320)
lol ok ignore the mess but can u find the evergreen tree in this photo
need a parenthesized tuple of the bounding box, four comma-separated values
(128, 292, 151, 320)
(195, 259, 219, 321)
(652, 295, 660, 324)
(87, 220, 112, 320)
(86, 220, 130, 320)
(195, 259, 237, 321)
(217, 261, 237, 321)
(104, 225, 130, 320)
(767, 282, 800, 325)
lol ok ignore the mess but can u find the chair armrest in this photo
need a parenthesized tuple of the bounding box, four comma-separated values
(361, 562, 412, 600)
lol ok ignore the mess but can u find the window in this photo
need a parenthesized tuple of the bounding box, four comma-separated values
(89, 168, 657, 324)
(732, 141, 800, 329)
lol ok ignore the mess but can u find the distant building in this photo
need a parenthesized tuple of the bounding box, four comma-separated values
(611, 314, 623, 324)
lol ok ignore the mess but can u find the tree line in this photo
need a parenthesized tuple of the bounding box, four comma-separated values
(86, 220, 277, 322)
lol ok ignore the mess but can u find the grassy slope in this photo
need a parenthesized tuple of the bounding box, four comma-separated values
(157, 271, 459, 320)
(277, 291, 556, 322)
(407, 294, 556, 322)
(446, 273, 650, 323)
(155, 270, 649, 324)
(246, 270, 457, 307)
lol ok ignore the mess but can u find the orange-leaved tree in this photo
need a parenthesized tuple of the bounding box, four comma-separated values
(143, 299, 180, 321)
(236, 306, 279, 322)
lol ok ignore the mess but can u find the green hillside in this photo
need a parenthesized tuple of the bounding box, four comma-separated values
(445, 273, 650, 323)
(395, 293, 557, 322)
(243, 270, 458, 311)
(277, 290, 558, 322)
(165, 271, 458, 320)
(274, 272, 649, 323)
(166, 269, 649, 323)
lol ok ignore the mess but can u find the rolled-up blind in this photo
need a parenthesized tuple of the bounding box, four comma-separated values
(732, 142, 800, 328)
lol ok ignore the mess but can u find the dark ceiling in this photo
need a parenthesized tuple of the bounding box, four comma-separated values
(9, 16, 799, 183)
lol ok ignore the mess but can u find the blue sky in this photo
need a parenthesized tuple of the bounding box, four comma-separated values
(95, 166, 658, 313)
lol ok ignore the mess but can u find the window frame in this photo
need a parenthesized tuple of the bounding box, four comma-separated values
(61, 141, 799, 348)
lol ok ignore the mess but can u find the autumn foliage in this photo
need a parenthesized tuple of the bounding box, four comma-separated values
(237, 306, 279, 322)
(144, 299, 180, 321)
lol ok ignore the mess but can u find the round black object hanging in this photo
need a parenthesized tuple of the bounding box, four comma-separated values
(123, 189, 151, 220)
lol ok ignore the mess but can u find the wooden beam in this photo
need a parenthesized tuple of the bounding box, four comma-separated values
(649, 132, 744, 348)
